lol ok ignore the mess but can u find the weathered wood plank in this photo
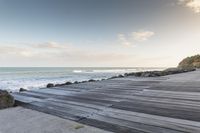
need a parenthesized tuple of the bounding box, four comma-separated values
(112, 100, 200, 122)
(80, 114, 184, 133)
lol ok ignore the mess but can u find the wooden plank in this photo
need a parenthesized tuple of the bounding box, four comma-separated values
(148, 85, 200, 92)
(112, 100, 200, 122)
(47, 97, 200, 132)
(135, 90, 200, 101)
(80, 114, 184, 133)
(34, 88, 79, 96)
(12, 93, 43, 103)
(17, 91, 115, 107)
(29, 90, 124, 103)
(20, 102, 84, 121)
(96, 109, 200, 133)
(85, 91, 200, 107)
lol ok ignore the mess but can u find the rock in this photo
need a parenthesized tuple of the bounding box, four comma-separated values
(46, 83, 54, 88)
(80, 81, 87, 83)
(54, 84, 61, 87)
(117, 74, 124, 78)
(109, 76, 118, 79)
(19, 88, 27, 92)
(74, 81, 79, 84)
(164, 67, 195, 74)
(57, 83, 67, 87)
(123, 67, 195, 78)
(0, 90, 15, 109)
(141, 72, 151, 77)
(88, 79, 96, 82)
(65, 82, 72, 85)
(134, 72, 142, 77)
(55, 82, 72, 87)
(124, 72, 134, 76)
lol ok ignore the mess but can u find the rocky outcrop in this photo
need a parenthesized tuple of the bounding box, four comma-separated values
(88, 79, 96, 82)
(65, 82, 72, 85)
(46, 83, 54, 88)
(178, 55, 200, 69)
(109, 74, 124, 79)
(0, 90, 15, 109)
(124, 67, 195, 77)
(45, 79, 103, 88)
(19, 88, 27, 92)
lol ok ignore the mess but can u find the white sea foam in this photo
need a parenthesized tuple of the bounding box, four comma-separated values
(73, 70, 84, 73)
(92, 69, 127, 73)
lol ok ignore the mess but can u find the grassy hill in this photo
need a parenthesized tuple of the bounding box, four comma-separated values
(178, 55, 200, 68)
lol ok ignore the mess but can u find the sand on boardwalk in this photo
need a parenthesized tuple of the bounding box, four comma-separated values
(0, 107, 112, 133)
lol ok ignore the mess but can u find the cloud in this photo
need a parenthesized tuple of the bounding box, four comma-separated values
(0, 42, 70, 58)
(118, 30, 155, 46)
(34, 42, 68, 49)
(132, 31, 155, 42)
(0, 45, 38, 58)
(118, 34, 131, 46)
(0, 42, 135, 66)
(179, 0, 200, 13)
(19, 51, 35, 57)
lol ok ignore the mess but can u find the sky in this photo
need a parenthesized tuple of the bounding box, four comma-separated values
(0, 0, 200, 67)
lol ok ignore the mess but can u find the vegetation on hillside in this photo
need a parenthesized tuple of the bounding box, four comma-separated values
(178, 55, 200, 68)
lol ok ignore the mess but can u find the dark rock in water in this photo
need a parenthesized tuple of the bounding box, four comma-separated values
(141, 72, 151, 77)
(88, 79, 96, 82)
(74, 81, 79, 84)
(108, 76, 117, 79)
(134, 72, 142, 77)
(110, 74, 124, 79)
(164, 67, 195, 74)
(0, 90, 15, 109)
(80, 81, 87, 83)
(46, 83, 54, 88)
(19, 88, 27, 92)
(65, 82, 72, 85)
(54, 82, 72, 87)
(55, 84, 61, 87)
(118, 74, 124, 78)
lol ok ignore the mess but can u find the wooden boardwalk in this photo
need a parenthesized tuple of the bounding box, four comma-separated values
(12, 70, 200, 133)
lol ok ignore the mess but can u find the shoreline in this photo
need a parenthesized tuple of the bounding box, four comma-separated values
(0, 67, 193, 92)
(1, 67, 164, 92)
(39, 67, 195, 90)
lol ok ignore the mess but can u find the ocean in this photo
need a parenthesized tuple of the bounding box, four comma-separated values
(0, 67, 164, 91)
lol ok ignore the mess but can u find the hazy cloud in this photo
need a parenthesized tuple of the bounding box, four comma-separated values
(0, 42, 135, 66)
(132, 31, 155, 42)
(118, 30, 155, 46)
(118, 34, 131, 46)
(34, 42, 68, 49)
(179, 0, 200, 13)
